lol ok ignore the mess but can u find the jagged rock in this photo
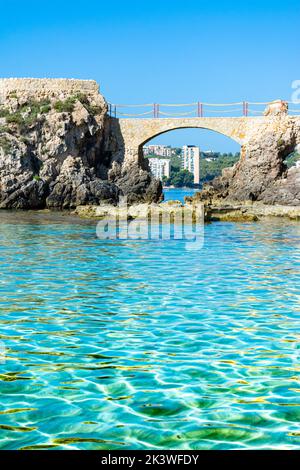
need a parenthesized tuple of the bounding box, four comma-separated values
(0, 78, 161, 210)
(108, 162, 162, 204)
(196, 112, 300, 206)
(264, 99, 288, 116)
(0, 132, 48, 208)
(46, 156, 120, 209)
(0, 179, 49, 209)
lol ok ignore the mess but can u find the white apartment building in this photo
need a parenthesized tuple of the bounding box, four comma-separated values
(148, 158, 170, 180)
(182, 145, 200, 184)
(143, 145, 172, 157)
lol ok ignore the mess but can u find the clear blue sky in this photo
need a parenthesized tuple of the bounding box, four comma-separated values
(0, 0, 299, 151)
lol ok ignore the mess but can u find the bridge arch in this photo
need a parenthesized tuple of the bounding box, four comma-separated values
(117, 117, 251, 165)
(138, 121, 244, 148)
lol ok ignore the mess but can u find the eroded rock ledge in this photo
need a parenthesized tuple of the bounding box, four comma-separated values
(75, 200, 300, 221)
(0, 78, 161, 209)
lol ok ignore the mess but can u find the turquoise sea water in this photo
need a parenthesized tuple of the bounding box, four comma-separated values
(0, 209, 300, 450)
(163, 187, 198, 203)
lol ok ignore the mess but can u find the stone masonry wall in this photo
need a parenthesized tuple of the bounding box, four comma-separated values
(0, 78, 100, 102)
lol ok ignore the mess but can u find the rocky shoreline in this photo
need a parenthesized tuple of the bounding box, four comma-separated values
(206, 202, 300, 221)
(74, 199, 300, 222)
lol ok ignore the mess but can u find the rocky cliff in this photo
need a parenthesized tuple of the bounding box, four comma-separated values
(195, 103, 300, 207)
(0, 78, 161, 209)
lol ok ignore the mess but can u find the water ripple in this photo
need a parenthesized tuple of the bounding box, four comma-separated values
(0, 211, 299, 449)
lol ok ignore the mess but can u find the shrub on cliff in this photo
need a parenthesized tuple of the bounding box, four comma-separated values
(54, 96, 77, 113)
(0, 125, 11, 134)
(0, 100, 52, 129)
(54, 94, 101, 115)
(6, 113, 24, 126)
(0, 107, 10, 118)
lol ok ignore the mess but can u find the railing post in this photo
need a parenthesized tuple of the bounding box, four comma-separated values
(197, 102, 203, 117)
(243, 101, 248, 117)
(156, 104, 160, 118)
(114, 105, 117, 118)
(109, 103, 112, 117)
(153, 103, 156, 118)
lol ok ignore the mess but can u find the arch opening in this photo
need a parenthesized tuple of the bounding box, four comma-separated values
(141, 127, 241, 200)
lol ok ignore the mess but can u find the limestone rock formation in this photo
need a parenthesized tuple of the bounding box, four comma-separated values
(264, 99, 288, 116)
(195, 106, 300, 207)
(108, 161, 162, 204)
(0, 78, 161, 209)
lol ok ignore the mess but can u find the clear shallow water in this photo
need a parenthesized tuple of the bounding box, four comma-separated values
(0, 211, 300, 450)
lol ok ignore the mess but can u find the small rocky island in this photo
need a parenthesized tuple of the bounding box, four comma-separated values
(0, 78, 299, 219)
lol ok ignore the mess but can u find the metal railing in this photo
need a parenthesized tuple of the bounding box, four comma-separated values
(108, 101, 300, 118)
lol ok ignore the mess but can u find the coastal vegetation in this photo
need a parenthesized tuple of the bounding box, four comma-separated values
(0, 99, 51, 129)
(160, 151, 300, 187)
(54, 93, 101, 115)
(54, 96, 78, 113)
(200, 152, 240, 181)
(148, 151, 241, 187)
(0, 93, 100, 136)
(163, 169, 194, 187)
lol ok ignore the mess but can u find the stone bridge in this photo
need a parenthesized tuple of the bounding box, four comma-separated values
(109, 115, 300, 164)
(113, 117, 258, 164)
(108, 110, 300, 205)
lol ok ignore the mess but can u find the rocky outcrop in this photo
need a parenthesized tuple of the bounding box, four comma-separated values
(108, 161, 162, 204)
(195, 103, 300, 207)
(0, 78, 161, 209)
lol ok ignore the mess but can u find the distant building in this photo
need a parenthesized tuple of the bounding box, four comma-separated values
(182, 145, 200, 184)
(202, 150, 217, 161)
(148, 158, 170, 180)
(143, 145, 172, 157)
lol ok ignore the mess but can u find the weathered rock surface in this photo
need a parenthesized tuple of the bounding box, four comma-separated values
(75, 200, 300, 222)
(75, 198, 300, 223)
(0, 78, 161, 209)
(195, 108, 300, 207)
(204, 202, 300, 221)
(108, 161, 162, 204)
(75, 199, 203, 222)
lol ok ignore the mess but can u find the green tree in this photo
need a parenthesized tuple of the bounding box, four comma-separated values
(170, 169, 194, 187)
